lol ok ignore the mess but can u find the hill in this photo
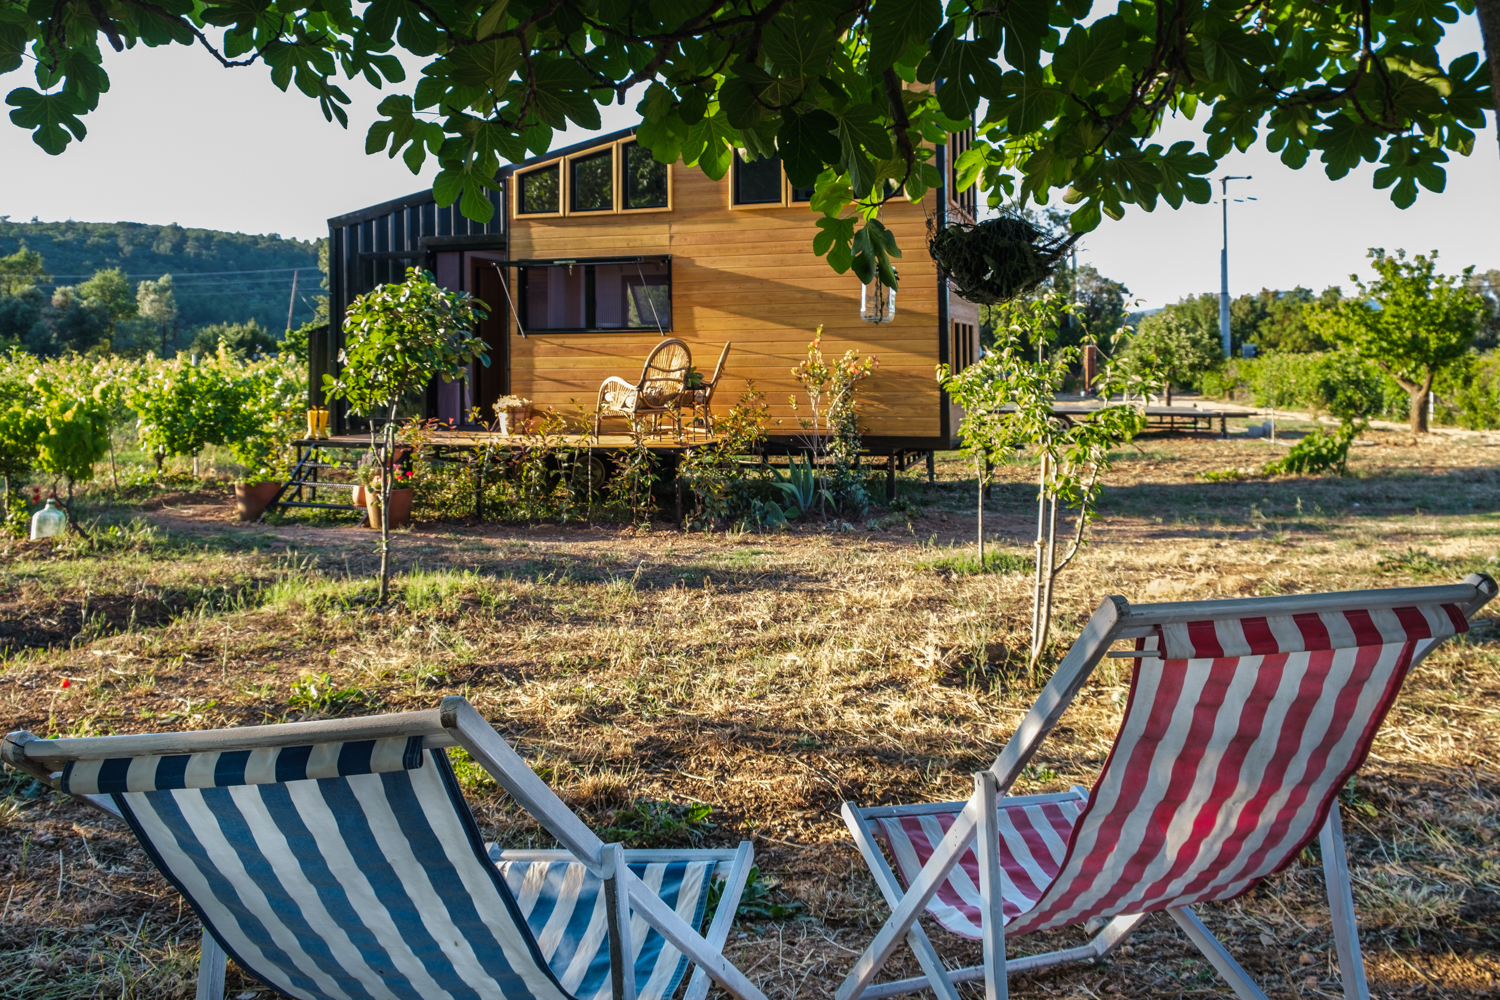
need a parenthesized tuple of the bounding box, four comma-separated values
(0, 218, 323, 334)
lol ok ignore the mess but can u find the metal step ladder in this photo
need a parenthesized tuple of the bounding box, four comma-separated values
(258, 446, 369, 522)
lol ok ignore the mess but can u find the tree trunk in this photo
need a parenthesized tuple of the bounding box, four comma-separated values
(1479, 0, 1500, 158)
(1030, 456, 1048, 647)
(378, 418, 394, 603)
(1032, 493, 1060, 669)
(1408, 371, 1436, 433)
(975, 453, 985, 569)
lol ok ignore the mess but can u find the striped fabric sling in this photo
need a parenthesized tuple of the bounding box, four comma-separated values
(837, 577, 1496, 1000)
(62, 737, 708, 1000)
(877, 601, 1465, 940)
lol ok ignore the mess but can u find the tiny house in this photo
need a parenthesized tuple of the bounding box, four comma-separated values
(322, 125, 980, 456)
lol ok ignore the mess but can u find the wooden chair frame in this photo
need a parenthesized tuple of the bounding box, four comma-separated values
(5, 697, 766, 1000)
(594, 338, 692, 441)
(836, 575, 1498, 1000)
(685, 341, 732, 438)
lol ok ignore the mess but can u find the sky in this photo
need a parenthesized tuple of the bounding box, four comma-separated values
(2, 15, 1495, 310)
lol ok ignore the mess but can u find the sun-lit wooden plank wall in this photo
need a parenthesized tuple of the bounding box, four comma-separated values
(507, 158, 953, 443)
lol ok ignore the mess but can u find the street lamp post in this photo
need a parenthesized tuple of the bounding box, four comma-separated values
(1218, 175, 1252, 359)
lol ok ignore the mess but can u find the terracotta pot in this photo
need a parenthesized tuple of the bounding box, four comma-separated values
(366, 487, 414, 529)
(352, 484, 368, 507)
(234, 481, 282, 521)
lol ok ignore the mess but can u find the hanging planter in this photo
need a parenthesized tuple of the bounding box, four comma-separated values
(927, 216, 1082, 305)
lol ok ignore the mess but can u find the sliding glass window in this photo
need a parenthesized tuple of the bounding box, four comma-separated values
(520, 260, 671, 332)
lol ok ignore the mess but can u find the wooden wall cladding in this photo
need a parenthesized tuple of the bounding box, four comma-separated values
(507, 163, 946, 440)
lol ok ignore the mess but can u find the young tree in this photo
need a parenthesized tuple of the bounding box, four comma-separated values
(942, 296, 1158, 666)
(6, 4, 1493, 291)
(1120, 308, 1223, 402)
(137, 275, 178, 356)
(1307, 249, 1485, 432)
(322, 268, 488, 602)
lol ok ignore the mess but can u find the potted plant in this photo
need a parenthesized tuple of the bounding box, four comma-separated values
(926, 214, 1081, 305)
(365, 464, 415, 528)
(493, 395, 534, 436)
(322, 267, 488, 601)
(234, 472, 283, 521)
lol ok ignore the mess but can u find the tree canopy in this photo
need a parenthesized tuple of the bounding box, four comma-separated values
(5, 1, 1494, 287)
(1307, 248, 1485, 431)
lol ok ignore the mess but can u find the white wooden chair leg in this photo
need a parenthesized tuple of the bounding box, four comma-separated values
(973, 773, 1008, 1000)
(684, 842, 755, 1000)
(1319, 799, 1370, 1000)
(1168, 907, 1270, 1000)
(836, 790, 984, 1000)
(602, 843, 638, 1000)
(196, 927, 227, 1000)
(840, 803, 963, 1000)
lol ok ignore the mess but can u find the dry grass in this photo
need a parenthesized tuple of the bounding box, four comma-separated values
(2, 418, 1499, 998)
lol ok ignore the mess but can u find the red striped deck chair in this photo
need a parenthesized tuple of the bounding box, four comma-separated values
(838, 575, 1497, 1000)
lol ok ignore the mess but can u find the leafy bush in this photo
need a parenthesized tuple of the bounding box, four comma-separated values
(1263, 421, 1362, 476)
(678, 387, 772, 529)
(1434, 350, 1500, 430)
(790, 327, 876, 516)
(1119, 308, 1222, 392)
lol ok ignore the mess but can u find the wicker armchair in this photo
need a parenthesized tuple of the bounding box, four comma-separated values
(684, 341, 732, 437)
(594, 338, 692, 439)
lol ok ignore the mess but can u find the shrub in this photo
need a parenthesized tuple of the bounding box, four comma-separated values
(1435, 350, 1500, 430)
(678, 387, 771, 529)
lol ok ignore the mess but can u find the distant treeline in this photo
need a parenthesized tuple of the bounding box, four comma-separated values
(0, 219, 323, 337)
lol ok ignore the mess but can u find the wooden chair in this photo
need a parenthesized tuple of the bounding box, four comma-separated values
(594, 338, 692, 440)
(683, 342, 731, 438)
(4, 696, 765, 1000)
(837, 575, 1498, 1000)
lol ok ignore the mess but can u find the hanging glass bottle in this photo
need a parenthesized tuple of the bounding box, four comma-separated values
(860, 278, 896, 324)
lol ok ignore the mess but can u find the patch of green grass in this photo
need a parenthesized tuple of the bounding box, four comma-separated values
(920, 548, 1033, 575)
(446, 746, 497, 794)
(286, 672, 374, 717)
(598, 798, 715, 847)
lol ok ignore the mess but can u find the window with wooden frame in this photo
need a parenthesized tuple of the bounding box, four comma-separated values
(513, 140, 672, 218)
(947, 125, 978, 220)
(516, 162, 562, 216)
(621, 142, 670, 210)
(569, 148, 615, 213)
(731, 154, 785, 206)
(951, 320, 978, 374)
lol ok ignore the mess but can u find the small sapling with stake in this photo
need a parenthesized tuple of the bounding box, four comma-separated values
(940, 294, 1159, 667)
(322, 268, 488, 602)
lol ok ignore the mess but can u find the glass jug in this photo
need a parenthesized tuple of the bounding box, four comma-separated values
(30, 498, 67, 539)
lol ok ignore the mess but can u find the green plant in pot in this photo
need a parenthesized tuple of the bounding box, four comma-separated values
(322, 267, 488, 602)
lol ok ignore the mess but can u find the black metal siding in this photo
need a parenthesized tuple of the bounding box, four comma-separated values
(321, 187, 505, 428)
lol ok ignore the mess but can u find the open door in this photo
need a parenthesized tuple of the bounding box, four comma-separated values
(470, 260, 510, 423)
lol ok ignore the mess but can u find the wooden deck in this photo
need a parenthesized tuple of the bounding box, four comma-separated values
(292, 431, 721, 451)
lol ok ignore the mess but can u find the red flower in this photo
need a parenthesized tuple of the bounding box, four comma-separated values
(61, 679, 70, 689)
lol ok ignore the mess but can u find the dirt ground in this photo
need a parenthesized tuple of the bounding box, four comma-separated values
(2, 419, 1498, 999)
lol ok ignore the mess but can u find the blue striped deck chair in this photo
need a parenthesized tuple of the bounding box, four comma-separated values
(3, 696, 764, 1000)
